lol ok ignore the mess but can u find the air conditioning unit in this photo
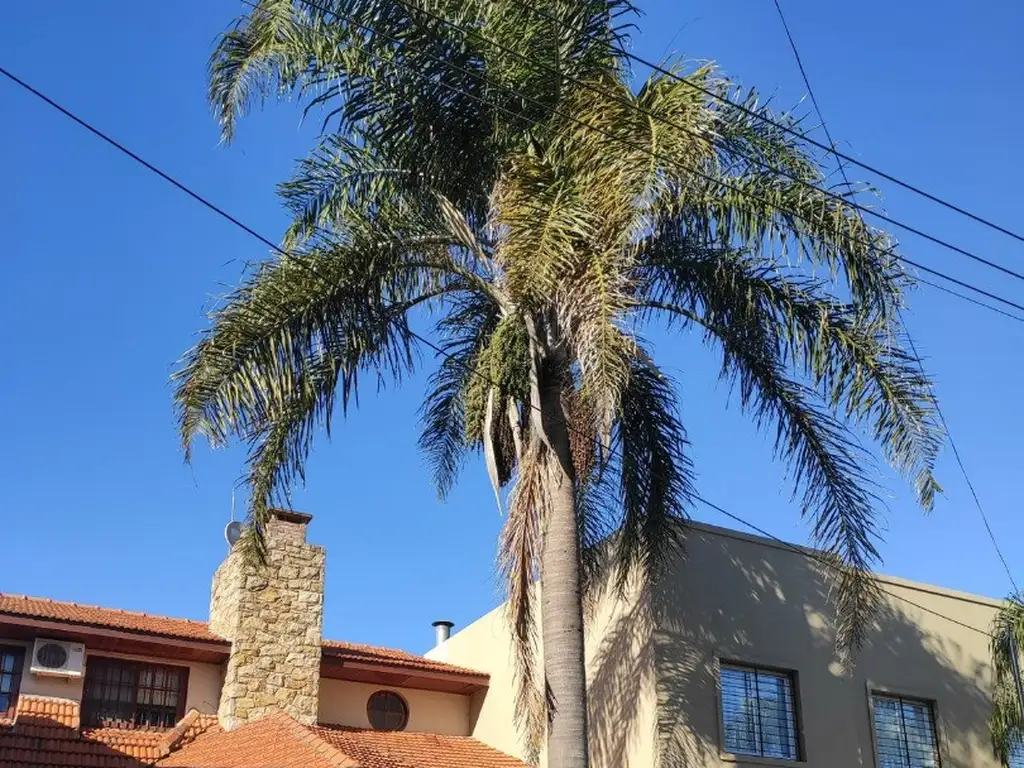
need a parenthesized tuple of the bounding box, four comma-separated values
(29, 638, 86, 678)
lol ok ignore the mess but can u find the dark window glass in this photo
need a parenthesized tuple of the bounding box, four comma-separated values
(367, 690, 409, 731)
(720, 663, 800, 761)
(1010, 740, 1024, 768)
(871, 694, 940, 768)
(81, 657, 186, 729)
(0, 646, 25, 717)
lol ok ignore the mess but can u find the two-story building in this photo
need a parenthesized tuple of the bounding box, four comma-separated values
(431, 521, 1014, 768)
(0, 509, 522, 767)
(0, 509, 1015, 767)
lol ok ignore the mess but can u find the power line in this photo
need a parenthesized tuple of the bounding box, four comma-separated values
(769, 0, 854, 189)
(516, 0, 1024, 246)
(905, 326, 1020, 595)
(250, 0, 1024, 318)
(770, 0, 1020, 596)
(0, 59, 996, 640)
(292, 0, 1024, 286)
(692, 494, 993, 638)
(5, 19, 1023, 324)
(903, 258, 1024, 315)
(914, 276, 1024, 324)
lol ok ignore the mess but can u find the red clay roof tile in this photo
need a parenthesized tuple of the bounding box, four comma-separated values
(310, 723, 527, 768)
(0, 594, 221, 643)
(320, 640, 485, 678)
(0, 594, 485, 679)
(0, 696, 219, 767)
(157, 713, 525, 768)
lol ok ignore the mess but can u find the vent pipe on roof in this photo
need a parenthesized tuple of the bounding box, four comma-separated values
(432, 620, 454, 647)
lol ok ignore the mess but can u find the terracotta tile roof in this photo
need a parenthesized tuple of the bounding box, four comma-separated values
(321, 640, 487, 678)
(158, 715, 345, 768)
(310, 723, 527, 768)
(11, 693, 81, 728)
(157, 713, 525, 768)
(0, 696, 219, 768)
(0, 594, 222, 643)
(0, 594, 485, 679)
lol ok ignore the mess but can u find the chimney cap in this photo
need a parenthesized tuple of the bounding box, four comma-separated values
(269, 508, 313, 525)
(432, 620, 454, 628)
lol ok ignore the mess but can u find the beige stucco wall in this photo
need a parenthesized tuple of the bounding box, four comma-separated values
(317, 678, 471, 735)
(0, 638, 222, 715)
(432, 522, 1003, 768)
(427, 562, 659, 768)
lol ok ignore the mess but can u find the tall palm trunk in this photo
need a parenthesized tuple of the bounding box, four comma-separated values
(532, 321, 590, 768)
(541, 450, 589, 768)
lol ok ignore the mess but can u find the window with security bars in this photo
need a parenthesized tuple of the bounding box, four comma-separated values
(81, 657, 187, 729)
(1008, 739, 1024, 768)
(871, 694, 941, 768)
(0, 646, 25, 718)
(719, 663, 800, 761)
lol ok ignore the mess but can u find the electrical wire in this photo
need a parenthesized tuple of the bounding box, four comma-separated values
(0, 59, 997, 640)
(913, 276, 1024, 323)
(286, 0, 1024, 287)
(770, 0, 1020, 596)
(236, 0, 1024, 318)
(516, 0, 1024, 245)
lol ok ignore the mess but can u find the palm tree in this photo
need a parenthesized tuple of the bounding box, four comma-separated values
(989, 598, 1024, 766)
(177, 1, 943, 765)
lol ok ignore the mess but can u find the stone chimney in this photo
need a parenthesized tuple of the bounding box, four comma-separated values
(209, 509, 325, 731)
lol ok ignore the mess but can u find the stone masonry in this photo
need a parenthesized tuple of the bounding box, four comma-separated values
(209, 509, 325, 731)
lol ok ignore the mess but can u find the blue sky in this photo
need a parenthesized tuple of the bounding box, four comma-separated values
(1, 0, 1022, 653)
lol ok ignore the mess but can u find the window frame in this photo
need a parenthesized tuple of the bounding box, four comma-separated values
(716, 657, 805, 765)
(866, 682, 947, 768)
(366, 689, 409, 732)
(81, 655, 189, 731)
(0, 645, 25, 719)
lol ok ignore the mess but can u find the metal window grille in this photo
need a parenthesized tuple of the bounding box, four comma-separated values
(720, 663, 800, 760)
(1008, 740, 1024, 768)
(367, 690, 409, 731)
(81, 657, 186, 729)
(0, 646, 25, 718)
(871, 694, 941, 768)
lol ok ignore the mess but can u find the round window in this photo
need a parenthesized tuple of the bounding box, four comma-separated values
(366, 690, 409, 731)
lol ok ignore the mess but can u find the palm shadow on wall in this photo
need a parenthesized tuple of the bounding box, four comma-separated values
(587, 526, 994, 768)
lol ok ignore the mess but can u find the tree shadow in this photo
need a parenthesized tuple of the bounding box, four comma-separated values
(588, 524, 997, 768)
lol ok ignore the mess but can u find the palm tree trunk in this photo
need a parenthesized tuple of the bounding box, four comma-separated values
(535, 347, 589, 768)
(541, 450, 589, 768)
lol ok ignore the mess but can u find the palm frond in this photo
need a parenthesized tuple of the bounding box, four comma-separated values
(682, 168, 904, 319)
(990, 597, 1024, 766)
(499, 441, 550, 764)
(637, 239, 943, 512)
(637, 243, 886, 654)
(235, 352, 342, 562)
(208, 0, 310, 142)
(278, 134, 416, 248)
(495, 155, 597, 307)
(418, 291, 502, 499)
(607, 353, 695, 594)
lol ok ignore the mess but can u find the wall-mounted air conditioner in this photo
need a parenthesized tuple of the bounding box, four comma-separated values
(29, 638, 86, 677)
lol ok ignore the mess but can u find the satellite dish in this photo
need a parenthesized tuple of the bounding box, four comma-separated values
(225, 521, 244, 547)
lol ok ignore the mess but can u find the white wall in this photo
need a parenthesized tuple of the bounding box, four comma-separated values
(318, 678, 471, 735)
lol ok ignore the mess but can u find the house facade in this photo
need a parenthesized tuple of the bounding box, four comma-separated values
(0, 510, 1015, 768)
(0, 509, 521, 767)
(430, 522, 1013, 768)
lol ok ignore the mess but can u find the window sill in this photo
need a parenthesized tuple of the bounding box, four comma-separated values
(720, 751, 804, 767)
